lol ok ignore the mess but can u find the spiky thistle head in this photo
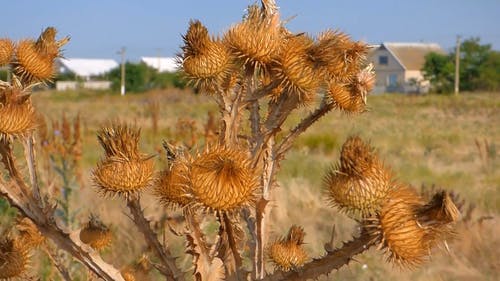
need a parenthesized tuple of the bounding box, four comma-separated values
(324, 136, 393, 217)
(224, 4, 282, 72)
(180, 20, 233, 94)
(92, 124, 154, 196)
(154, 159, 192, 208)
(268, 225, 308, 272)
(79, 214, 112, 251)
(273, 34, 322, 104)
(0, 237, 30, 280)
(121, 255, 151, 281)
(367, 184, 459, 268)
(0, 86, 37, 139)
(16, 218, 44, 250)
(189, 145, 259, 212)
(13, 27, 69, 84)
(0, 38, 14, 66)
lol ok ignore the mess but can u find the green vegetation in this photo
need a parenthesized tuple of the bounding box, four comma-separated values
(423, 37, 500, 93)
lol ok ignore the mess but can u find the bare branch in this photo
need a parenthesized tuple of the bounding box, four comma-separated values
(22, 134, 43, 205)
(262, 231, 376, 281)
(126, 195, 184, 281)
(275, 99, 333, 158)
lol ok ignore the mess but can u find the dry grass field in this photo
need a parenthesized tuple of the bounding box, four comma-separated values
(2, 89, 498, 280)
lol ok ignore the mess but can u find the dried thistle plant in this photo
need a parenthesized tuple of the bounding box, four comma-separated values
(0, 2, 461, 281)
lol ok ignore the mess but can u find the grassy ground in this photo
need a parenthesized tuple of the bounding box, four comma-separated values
(2, 89, 498, 280)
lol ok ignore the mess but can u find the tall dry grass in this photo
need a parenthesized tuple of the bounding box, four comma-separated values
(21, 89, 499, 280)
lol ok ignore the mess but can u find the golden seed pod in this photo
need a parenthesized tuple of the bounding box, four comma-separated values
(97, 124, 142, 160)
(376, 184, 431, 268)
(181, 20, 233, 94)
(93, 124, 155, 196)
(309, 29, 352, 77)
(324, 136, 393, 217)
(0, 38, 14, 66)
(16, 218, 45, 250)
(274, 34, 321, 103)
(79, 215, 112, 251)
(0, 238, 30, 280)
(121, 256, 151, 281)
(189, 145, 259, 212)
(0, 87, 37, 138)
(155, 160, 191, 207)
(268, 226, 308, 272)
(224, 4, 282, 71)
(92, 158, 154, 196)
(13, 27, 70, 84)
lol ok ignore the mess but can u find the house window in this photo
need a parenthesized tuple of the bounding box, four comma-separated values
(379, 55, 388, 65)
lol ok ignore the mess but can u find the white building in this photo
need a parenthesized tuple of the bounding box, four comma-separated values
(56, 58, 119, 90)
(140, 57, 178, 72)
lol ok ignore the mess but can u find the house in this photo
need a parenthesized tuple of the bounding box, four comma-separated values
(56, 58, 119, 90)
(140, 57, 178, 72)
(367, 43, 444, 94)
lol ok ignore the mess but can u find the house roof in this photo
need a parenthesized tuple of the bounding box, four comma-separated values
(383, 42, 444, 70)
(140, 57, 178, 72)
(58, 58, 118, 77)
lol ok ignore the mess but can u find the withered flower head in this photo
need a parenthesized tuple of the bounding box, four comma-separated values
(154, 159, 192, 208)
(16, 217, 44, 250)
(224, 4, 282, 71)
(92, 124, 154, 196)
(0, 38, 14, 66)
(309, 29, 352, 76)
(79, 214, 112, 251)
(0, 237, 30, 280)
(121, 255, 151, 281)
(367, 184, 459, 268)
(189, 145, 259, 212)
(13, 27, 69, 84)
(0, 86, 37, 138)
(268, 225, 308, 272)
(274, 34, 322, 104)
(324, 136, 393, 217)
(180, 20, 233, 94)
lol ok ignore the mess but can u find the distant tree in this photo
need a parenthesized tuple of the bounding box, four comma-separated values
(423, 37, 500, 93)
(422, 52, 454, 93)
(106, 62, 188, 93)
(107, 62, 156, 93)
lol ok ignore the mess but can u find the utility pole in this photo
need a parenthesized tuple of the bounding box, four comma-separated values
(454, 35, 461, 95)
(118, 47, 126, 96)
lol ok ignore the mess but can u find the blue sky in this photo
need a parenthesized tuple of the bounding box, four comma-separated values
(2, 0, 499, 61)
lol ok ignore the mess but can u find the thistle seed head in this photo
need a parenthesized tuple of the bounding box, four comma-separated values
(12, 27, 69, 84)
(274, 34, 321, 104)
(79, 215, 112, 251)
(155, 159, 192, 208)
(0, 237, 30, 280)
(268, 225, 308, 272)
(224, 4, 282, 71)
(0, 38, 14, 66)
(0, 86, 37, 138)
(181, 20, 233, 94)
(324, 136, 393, 217)
(189, 145, 259, 212)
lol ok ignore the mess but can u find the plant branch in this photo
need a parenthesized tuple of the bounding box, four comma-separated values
(23, 134, 43, 205)
(275, 99, 333, 158)
(0, 180, 125, 281)
(126, 195, 183, 281)
(42, 246, 72, 281)
(262, 231, 376, 281)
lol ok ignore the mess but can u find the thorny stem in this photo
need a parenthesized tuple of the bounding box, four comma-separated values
(222, 212, 243, 272)
(42, 246, 72, 281)
(23, 134, 43, 205)
(126, 195, 184, 281)
(275, 99, 333, 158)
(0, 180, 125, 281)
(261, 231, 377, 281)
